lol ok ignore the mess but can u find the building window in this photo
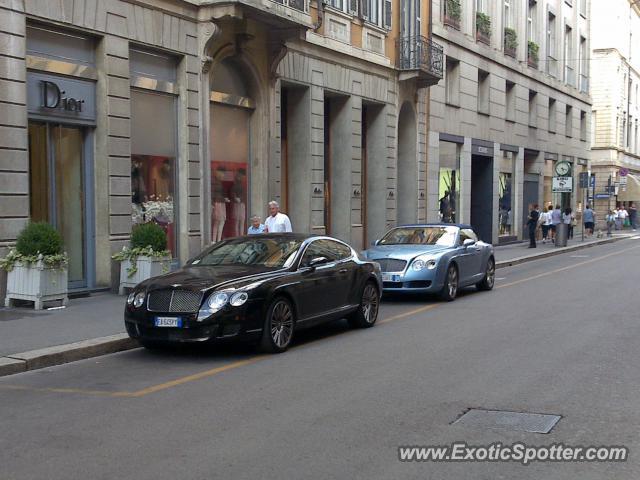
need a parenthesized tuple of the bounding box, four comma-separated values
(503, 0, 512, 28)
(478, 69, 490, 115)
(579, 36, 588, 92)
(580, 110, 587, 141)
(546, 12, 556, 77)
(330, 0, 346, 12)
(506, 80, 516, 122)
(564, 25, 574, 86)
(548, 98, 556, 133)
(439, 141, 460, 223)
(130, 89, 178, 257)
(476, 0, 486, 13)
(529, 90, 537, 127)
(579, 0, 586, 17)
(446, 57, 460, 106)
(527, 0, 537, 42)
(565, 105, 573, 137)
(363, 0, 383, 26)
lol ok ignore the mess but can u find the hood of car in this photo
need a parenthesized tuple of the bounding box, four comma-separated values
(363, 244, 453, 261)
(140, 265, 285, 292)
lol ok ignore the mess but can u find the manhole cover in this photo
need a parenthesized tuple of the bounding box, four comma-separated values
(453, 409, 561, 434)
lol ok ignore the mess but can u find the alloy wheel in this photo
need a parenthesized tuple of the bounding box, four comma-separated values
(270, 300, 294, 348)
(486, 259, 495, 288)
(361, 284, 379, 324)
(447, 266, 458, 298)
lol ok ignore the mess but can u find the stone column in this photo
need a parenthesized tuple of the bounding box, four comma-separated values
(459, 137, 472, 224)
(329, 96, 354, 243)
(513, 147, 525, 240)
(426, 131, 440, 223)
(491, 144, 500, 244)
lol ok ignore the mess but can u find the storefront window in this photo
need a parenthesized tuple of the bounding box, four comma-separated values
(210, 59, 252, 242)
(130, 89, 177, 256)
(499, 151, 515, 236)
(439, 141, 461, 223)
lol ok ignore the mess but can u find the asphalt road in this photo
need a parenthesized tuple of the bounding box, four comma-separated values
(1, 238, 640, 480)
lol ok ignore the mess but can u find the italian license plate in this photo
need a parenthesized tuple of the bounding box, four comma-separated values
(154, 317, 183, 328)
(382, 273, 402, 282)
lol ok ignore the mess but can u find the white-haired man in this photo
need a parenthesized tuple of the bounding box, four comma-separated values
(264, 201, 292, 233)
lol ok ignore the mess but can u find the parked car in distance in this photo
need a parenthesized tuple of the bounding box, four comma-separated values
(362, 224, 495, 301)
(125, 234, 382, 353)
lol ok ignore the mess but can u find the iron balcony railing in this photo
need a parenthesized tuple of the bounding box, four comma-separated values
(271, 0, 307, 12)
(398, 35, 444, 79)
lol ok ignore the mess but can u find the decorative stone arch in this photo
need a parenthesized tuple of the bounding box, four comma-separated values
(397, 101, 418, 225)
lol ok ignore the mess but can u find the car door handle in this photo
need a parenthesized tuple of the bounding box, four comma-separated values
(339, 268, 348, 274)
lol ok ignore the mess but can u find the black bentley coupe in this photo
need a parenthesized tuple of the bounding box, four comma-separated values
(124, 234, 382, 353)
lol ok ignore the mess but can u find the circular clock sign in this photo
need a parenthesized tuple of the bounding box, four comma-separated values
(555, 161, 571, 176)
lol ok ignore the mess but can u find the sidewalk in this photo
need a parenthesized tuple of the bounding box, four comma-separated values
(0, 231, 635, 376)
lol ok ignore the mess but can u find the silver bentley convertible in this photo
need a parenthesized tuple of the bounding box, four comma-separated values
(362, 224, 495, 301)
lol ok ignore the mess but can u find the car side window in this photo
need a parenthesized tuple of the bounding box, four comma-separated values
(458, 229, 469, 245)
(300, 240, 339, 267)
(328, 240, 352, 261)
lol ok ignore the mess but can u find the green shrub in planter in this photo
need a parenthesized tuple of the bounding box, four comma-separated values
(0, 222, 68, 271)
(504, 27, 518, 50)
(476, 12, 491, 36)
(130, 222, 167, 251)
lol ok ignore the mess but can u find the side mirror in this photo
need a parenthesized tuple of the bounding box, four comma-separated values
(308, 256, 329, 268)
(463, 239, 476, 248)
(372, 239, 381, 246)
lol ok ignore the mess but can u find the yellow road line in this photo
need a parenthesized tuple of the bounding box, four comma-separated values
(4, 242, 638, 399)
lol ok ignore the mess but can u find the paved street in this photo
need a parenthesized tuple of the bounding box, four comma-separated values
(1, 238, 640, 480)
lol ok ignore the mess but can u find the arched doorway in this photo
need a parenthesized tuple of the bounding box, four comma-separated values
(209, 58, 255, 242)
(397, 102, 418, 225)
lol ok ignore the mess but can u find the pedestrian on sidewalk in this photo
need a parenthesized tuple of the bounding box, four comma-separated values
(583, 205, 595, 238)
(606, 210, 616, 237)
(616, 205, 628, 230)
(629, 202, 638, 231)
(563, 207, 575, 240)
(527, 204, 540, 248)
(540, 206, 552, 243)
(550, 204, 562, 241)
(264, 200, 292, 233)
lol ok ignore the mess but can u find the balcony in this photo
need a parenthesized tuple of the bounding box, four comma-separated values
(398, 36, 444, 88)
(443, 14, 461, 30)
(203, 0, 312, 29)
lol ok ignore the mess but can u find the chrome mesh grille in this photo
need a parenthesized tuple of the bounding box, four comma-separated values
(147, 289, 202, 313)
(373, 258, 407, 272)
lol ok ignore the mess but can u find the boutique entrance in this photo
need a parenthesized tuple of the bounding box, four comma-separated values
(28, 122, 93, 289)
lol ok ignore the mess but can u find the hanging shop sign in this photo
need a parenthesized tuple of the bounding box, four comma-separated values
(552, 176, 573, 193)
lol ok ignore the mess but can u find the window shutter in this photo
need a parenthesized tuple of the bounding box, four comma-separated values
(350, 0, 358, 15)
(383, 0, 392, 29)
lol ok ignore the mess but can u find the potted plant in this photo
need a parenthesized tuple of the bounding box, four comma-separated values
(113, 222, 171, 295)
(476, 12, 491, 44)
(444, 0, 462, 29)
(504, 27, 517, 57)
(528, 41, 540, 68)
(1, 222, 68, 309)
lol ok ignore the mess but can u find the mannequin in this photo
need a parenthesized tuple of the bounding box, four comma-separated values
(211, 165, 229, 242)
(230, 168, 247, 237)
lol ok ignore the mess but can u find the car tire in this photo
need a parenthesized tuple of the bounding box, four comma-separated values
(440, 263, 458, 301)
(348, 281, 380, 329)
(476, 257, 495, 291)
(259, 297, 295, 353)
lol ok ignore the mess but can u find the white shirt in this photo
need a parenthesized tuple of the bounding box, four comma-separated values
(618, 209, 628, 219)
(540, 211, 552, 226)
(264, 212, 292, 233)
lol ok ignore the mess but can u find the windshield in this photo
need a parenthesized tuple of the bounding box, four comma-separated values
(191, 238, 303, 268)
(379, 227, 458, 247)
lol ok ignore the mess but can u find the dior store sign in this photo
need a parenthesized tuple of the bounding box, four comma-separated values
(27, 72, 96, 123)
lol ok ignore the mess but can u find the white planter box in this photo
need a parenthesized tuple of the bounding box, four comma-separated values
(5, 262, 68, 310)
(118, 256, 171, 295)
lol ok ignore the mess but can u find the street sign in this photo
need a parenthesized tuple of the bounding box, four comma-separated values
(619, 176, 628, 186)
(552, 176, 573, 192)
(595, 193, 610, 199)
(620, 168, 629, 177)
(579, 172, 589, 188)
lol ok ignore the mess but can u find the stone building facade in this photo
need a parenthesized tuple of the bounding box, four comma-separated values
(428, 0, 592, 243)
(0, 0, 442, 293)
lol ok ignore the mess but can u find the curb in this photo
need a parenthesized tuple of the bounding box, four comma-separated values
(0, 334, 139, 377)
(495, 235, 628, 269)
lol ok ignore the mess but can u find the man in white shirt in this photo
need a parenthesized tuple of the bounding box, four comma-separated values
(264, 201, 292, 233)
(616, 206, 628, 230)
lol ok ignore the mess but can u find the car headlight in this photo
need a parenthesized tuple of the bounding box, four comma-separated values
(127, 292, 135, 305)
(412, 257, 437, 271)
(133, 292, 146, 308)
(208, 292, 229, 310)
(230, 291, 248, 307)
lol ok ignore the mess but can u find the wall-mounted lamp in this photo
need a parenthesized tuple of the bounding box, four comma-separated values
(353, 189, 361, 197)
(420, 192, 425, 198)
(313, 187, 322, 194)
(388, 191, 394, 199)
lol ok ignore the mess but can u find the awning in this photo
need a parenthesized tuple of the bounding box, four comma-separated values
(618, 173, 640, 201)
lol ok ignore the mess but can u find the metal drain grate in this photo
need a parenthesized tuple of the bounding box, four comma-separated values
(453, 409, 561, 434)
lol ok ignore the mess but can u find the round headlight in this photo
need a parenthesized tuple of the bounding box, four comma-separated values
(230, 291, 249, 307)
(133, 292, 146, 308)
(426, 260, 437, 270)
(208, 292, 229, 310)
(127, 292, 135, 305)
(412, 259, 426, 271)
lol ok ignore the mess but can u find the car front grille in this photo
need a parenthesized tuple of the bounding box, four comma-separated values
(374, 258, 407, 272)
(147, 289, 203, 313)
